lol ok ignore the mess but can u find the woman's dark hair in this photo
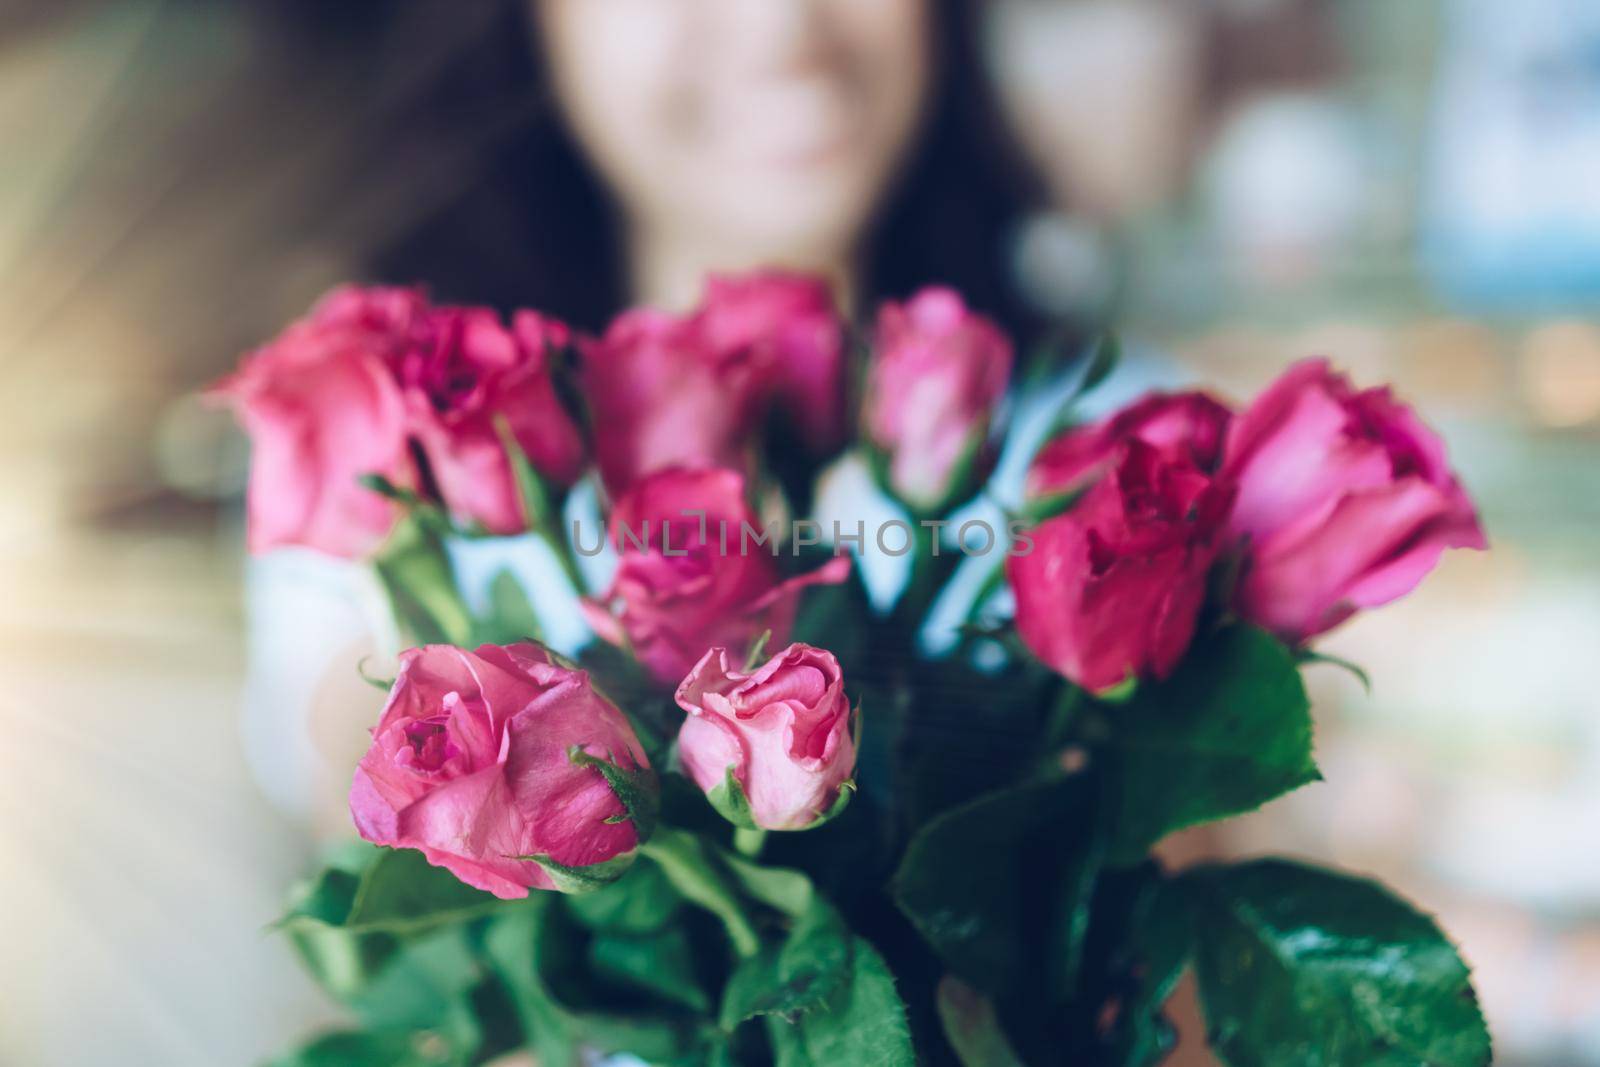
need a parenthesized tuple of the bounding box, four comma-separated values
(353, 0, 1044, 333)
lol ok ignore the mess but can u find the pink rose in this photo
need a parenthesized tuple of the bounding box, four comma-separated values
(400, 307, 585, 534)
(310, 282, 430, 337)
(863, 288, 1012, 513)
(1027, 391, 1233, 500)
(695, 272, 849, 453)
(581, 310, 764, 494)
(350, 641, 654, 899)
(1224, 359, 1487, 643)
(210, 288, 418, 558)
(582, 272, 848, 496)
(675, 643, 855, 831)
(1008, 442, 1234, 693)
(580, 468, 851, 685)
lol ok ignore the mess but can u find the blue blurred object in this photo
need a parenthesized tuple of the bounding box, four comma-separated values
(1422, 0, 1600, 308)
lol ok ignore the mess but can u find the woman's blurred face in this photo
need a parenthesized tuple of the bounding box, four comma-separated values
(536, 0, 932, 273)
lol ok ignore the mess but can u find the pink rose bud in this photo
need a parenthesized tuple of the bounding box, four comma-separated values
(863, 287, 1012, 513)
(675, 643, 856, 831)
(350, 641, 655, 898)
(401, 306, 585, 535)
(580, 468, 851, 686)
(695, 272, 849, 453)
(209, 285, 421, 558)
(581, 309, 768, 495)
(1224, 359, 1487, 644)
(1008, 442, 1234, 693)
(1027, 391, 1233, 500)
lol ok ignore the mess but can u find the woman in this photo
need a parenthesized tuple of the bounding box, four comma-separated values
(374, 0, 1043, 329)
(245, 0, 1049, 831)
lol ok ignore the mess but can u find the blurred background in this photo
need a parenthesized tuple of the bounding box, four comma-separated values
(3, 1, 1598, 1063)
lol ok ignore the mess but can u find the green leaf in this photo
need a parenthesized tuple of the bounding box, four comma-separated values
(1106, 872, 1195, 1067)
(1019, 323, 1081, 389)
(779, 936, 915, 1067)
(1101, 625, 1318, 863)
(891, 772, 1101, 1002)
(1184, 860, 1491, 1067)
(519, 851, 638, 894)
(702, 848, 859, 1033)
(266, 1029, 459, 1067)
(743, 628, 774, 671)
(342, 849, 503, 933)
(495, 414, 556, 533)
(484, 897, 720, 1067)
(720, 851, 821, 919)
(279, 870, 394, 1004)
(568, 744, 660, 843)
(1036, 334, 1124, 443)
(482, 900, 581, 1067)
(640, 829, 762, 957)
(357, 473, 450, 525)
(767, 1018, 818, 1067)
(373, 514, 474, 646)
(811, 779, 856, 829)
(476, 568, 544, 645)
(1014, 484, 1089, 527)
(343, 927, 482, 1035)
(1298, 649, 1373, 694)
(956, 557, 1010, 631)
(936, 975, 1027, 1067)
(282, 860, 363, 927)
(719, 891, 852, 1027)
(275, 932, 482, 1061)
(564, 854, 683, 934)
(281, 846, 503, 938)
(702, 764, 855, 834)
(273, 849, 489, 1058)
(1076, 333, 1121, 399)
(1049, 808, 1106, 1003)
(705, 765, 762, 830)
(896, 658, 1061, 825)
(588, 924, 711, 1013)
(277, 848, 505, 1028)
(356, 656, 395, 691)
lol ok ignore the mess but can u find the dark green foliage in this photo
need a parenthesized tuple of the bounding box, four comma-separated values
(1184, 860, 1492, 1067)
(271, 610, 1485, 1067)
(1099, 625, 1319, 862)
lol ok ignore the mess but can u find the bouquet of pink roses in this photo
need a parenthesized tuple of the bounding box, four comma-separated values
(219, 274, 1490, 1067)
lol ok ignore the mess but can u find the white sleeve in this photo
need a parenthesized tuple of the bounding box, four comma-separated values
(238, 549, 396, 821)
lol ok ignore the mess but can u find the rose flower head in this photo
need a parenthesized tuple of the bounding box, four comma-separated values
(350, 641, 655, 898)
(675, 643, 856, 831)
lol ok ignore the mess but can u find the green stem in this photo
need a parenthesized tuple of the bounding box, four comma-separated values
(893, 520, 947, 635)
(540, 522, 588, 596)
(641, 830, 761, 958)
(959, 557, 1008, 629)
(495, 414, 588, 596)
(1042, 684, 1086, 751)
(373, 516, 474, 647)
(733, 828, 768, 859)
(910, 519, 940, 599)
